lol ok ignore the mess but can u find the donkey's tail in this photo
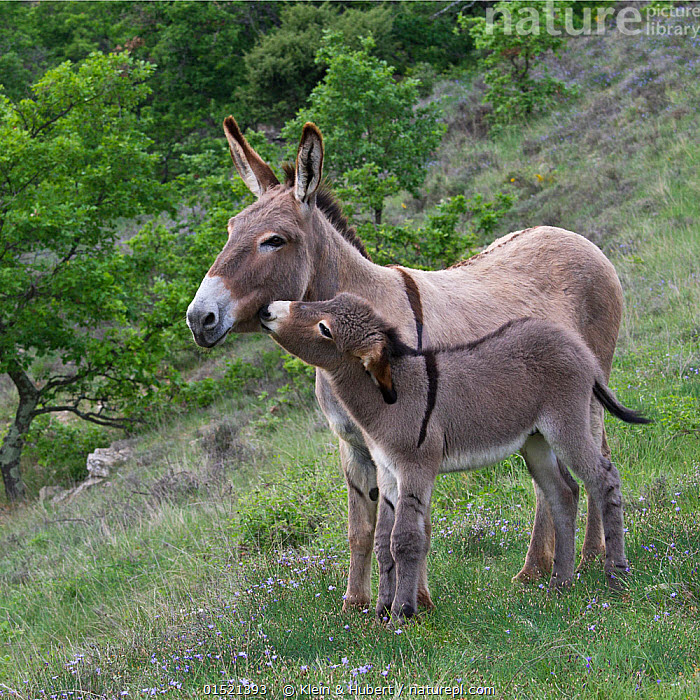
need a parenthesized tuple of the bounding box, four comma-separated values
(593, 381, 652, 425)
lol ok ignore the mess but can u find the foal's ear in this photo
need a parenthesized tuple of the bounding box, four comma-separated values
(360, 343, 397, 405)
(223, 116, 279, 198)
(294, 123, 324, 207)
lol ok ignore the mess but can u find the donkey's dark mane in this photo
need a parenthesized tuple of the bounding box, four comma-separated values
(282, 163, 371, 260)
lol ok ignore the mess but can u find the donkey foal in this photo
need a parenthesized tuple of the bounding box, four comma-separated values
(260, 293, 649, 623)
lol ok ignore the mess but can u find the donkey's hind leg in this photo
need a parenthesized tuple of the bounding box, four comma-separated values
(519, 434, 578, 590)
(513, 479, 555, 582)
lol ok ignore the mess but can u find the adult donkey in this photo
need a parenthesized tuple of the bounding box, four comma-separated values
(187, 116, 623, 611)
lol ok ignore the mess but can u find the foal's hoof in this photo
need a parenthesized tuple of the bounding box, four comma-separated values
(388, 603, 416, 628)
(547, 574, 573, 594)
(605, 564, 631, 591)
(375, 601, 393, 621)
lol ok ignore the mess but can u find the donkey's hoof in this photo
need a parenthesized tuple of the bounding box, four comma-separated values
(513, 565, 548, 584)
(417, 589, 435, 611)
(577, 548, 605, 573)
(342, 594, 372, 613)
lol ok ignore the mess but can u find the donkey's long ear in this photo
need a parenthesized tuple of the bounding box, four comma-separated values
(360, 344, 397, 405)
(294, 123, 324, 207)
(223, 116, 279, 198)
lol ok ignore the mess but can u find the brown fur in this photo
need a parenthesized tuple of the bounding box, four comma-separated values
(264, 294, 641, 620)
(187, 115, 624, 611)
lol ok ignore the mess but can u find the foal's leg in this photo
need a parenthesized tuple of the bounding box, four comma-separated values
(579, 400, 608, 568)
(390, 468, 435, 622)
(587, 456, 630, 588)
(520, 434, 578, 589)
(416, 508, 435, 610)
(374, 468, 399, 618)
(553, 429, 629, 589)
(515, 434, 579, 583)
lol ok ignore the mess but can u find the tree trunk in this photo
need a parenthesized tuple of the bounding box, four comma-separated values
(1, 367, 39, 501)
(374, 207, 383, 226)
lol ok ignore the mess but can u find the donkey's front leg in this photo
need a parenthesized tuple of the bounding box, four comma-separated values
(390, 472, 434, 623)
(317, 371, 379, 611)
(339, 440, 379, 611)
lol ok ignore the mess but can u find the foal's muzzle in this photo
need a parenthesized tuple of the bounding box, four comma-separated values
(257, 301, 291, 334)
(258, 305, 273, 332)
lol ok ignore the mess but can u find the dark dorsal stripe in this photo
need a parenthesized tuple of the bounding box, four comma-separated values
(417, 350, 439, 449)
(395, 268, 424, 350)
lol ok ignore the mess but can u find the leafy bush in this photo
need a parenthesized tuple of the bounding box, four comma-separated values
(282, 355, 317, 398)
(362, 191, 515, 269)
(23, 417, 111, 488)
(459, 1, 578, 129)
(234, 458, 343, 552)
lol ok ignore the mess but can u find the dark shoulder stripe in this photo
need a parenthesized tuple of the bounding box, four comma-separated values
(395, 267, 424, 351)
(417, 350, 438, 449)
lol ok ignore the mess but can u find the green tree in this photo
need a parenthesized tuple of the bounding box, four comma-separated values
(459, 0, 577, 128)
(123, 1, 273, 180)
(359, 191, 515, 270)
(239, 3, 395, 127)
(0, 1, 279, 181)
(283, 33, 445, 225)
(0, 53, 168, 501)
(389, 2, 475, 74)
(0, 3, 44, 101)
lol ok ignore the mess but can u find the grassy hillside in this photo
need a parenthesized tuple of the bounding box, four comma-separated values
(1, 24, 699, 700)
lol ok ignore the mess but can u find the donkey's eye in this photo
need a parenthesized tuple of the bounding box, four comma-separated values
(260, 235, 286, 251)
(318, 322, 333, 339)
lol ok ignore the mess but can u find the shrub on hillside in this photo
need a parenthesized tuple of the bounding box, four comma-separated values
(459, 1, 578, 129)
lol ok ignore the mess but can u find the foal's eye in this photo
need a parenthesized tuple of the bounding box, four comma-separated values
(318, 322, 333, 339)
(260, 235, 286, 251)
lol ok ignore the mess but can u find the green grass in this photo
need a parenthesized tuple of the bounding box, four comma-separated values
(1, 24, 700, 700)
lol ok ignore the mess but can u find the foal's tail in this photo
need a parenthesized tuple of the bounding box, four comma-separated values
(593, 381, 652, 425)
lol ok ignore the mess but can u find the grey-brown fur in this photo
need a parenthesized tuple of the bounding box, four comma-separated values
(186, 115, 625, 611)
(261, 294, 649, 622)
